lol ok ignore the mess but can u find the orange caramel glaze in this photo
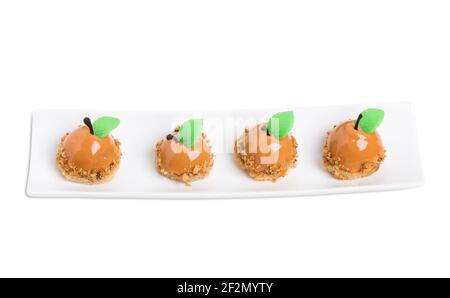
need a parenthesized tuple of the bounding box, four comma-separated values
(62, 126, 121, 171)
(326, 120, 384, 173)
(238, 124, 297, 168)
(159, 134, 212, 175)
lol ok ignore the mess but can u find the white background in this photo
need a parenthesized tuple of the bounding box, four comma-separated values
(0, 0, 449, 277)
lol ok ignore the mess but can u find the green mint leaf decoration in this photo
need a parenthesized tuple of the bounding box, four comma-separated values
(178, 119, 203, 148)
(357, 108, 384, 134)
(92, 116, 120, 138)
(267, 111, 294, 140)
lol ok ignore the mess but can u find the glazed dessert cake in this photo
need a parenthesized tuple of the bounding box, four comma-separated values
(323, 108, 386, 180)
(234, 111, 298, 181)
(56, 116, 122, 184)
(156, 119, 214, 186)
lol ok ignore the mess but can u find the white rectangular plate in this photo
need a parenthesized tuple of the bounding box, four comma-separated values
(26, 102, 423, 199)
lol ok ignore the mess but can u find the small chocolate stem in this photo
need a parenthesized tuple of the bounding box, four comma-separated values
(262, 124, 271, 136)
(354, 114, 363, 130)
(167, 134, 180, 143)
(83, 117, 94, 135)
